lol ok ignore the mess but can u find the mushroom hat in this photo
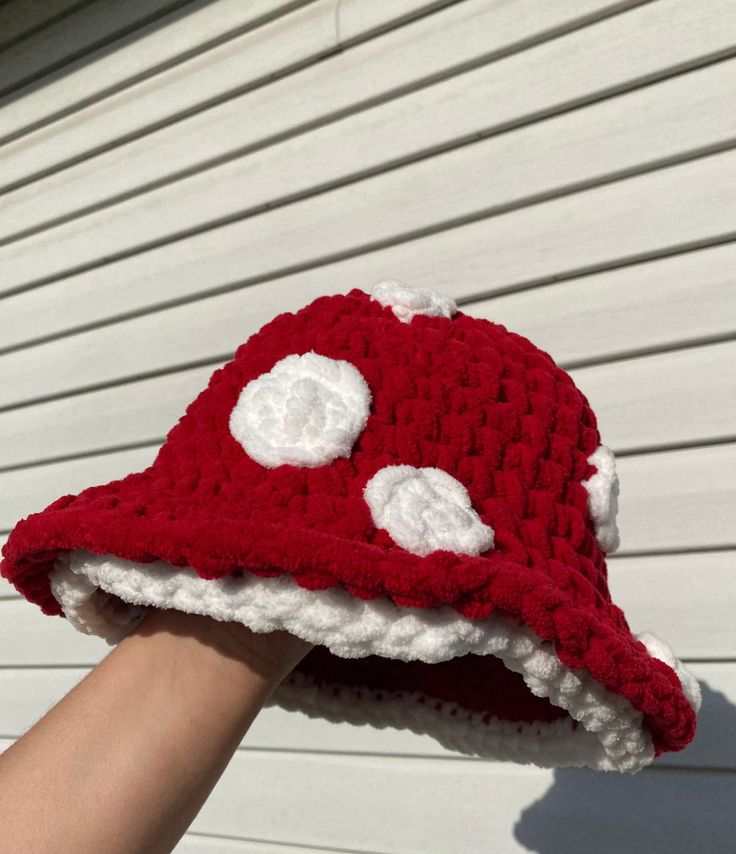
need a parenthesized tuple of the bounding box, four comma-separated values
(1, 281, 701, 773)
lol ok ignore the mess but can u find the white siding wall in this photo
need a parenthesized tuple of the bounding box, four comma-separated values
(1, 1, 735, 851)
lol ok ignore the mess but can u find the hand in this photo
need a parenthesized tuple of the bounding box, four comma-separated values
(132, 606, 315, 685)
(210, 618, 315, 684)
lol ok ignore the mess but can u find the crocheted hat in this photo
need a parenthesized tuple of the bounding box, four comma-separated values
(1, 281, 700, 773)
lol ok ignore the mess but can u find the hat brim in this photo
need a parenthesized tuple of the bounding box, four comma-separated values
(1, 490, 699, 772)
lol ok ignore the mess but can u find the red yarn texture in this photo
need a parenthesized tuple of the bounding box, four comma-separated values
(1, 288, 696, 756)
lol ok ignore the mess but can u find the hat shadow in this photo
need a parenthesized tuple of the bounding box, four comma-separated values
(512, 680, 736, 853)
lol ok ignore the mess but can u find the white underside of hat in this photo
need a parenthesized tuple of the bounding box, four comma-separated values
(48, 550, 698, 774)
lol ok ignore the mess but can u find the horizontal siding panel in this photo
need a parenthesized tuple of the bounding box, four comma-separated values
(2, 147, 736, 408)
(80, 753, 736, 852)
(608, 551, 736, 659)
(0, 366, 213, 469)
(1, 661, 733, 769)
(0, 600, 111, 663)
(130, 755, 736, 852)
(0, 0, 90, 51)
(0, 338, 732, 470)
(0, 667, 89, 733)
(569, 340, 736, 452)
(614, 443, 736, 553)
(337, 0, 457, 39)
(176, 836, 360, 854)
(0, 446, 156, 532)
(469, 242, 736, 365)
(2, 243, 734, 386)
(0, 0, 318, 148)
(2, 737, 731, 853)
(6, 2, 696, 250)
(0, 0, 193, 101)
(0, 0, 646, 201)
(0, 0, 647, 247)
(7, 16, 736, 295)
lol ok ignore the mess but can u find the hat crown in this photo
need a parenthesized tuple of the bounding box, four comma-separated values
(153, 282, 615, 603)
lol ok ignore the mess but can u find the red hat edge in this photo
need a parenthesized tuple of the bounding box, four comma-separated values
(1, 499, 699, 773)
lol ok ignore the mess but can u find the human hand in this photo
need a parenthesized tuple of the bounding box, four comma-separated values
(209, 618, 315, 684)
(132, 606, 314, 686)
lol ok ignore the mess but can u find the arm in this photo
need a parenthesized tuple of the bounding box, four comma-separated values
(0, 607, 314, 854)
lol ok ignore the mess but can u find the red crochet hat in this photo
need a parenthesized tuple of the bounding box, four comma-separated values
(1, 281, 700, 772)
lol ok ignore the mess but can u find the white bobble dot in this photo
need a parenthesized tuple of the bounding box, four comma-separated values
(229, 351, 371, 468)
(635, 631, 702, 713)
(363, 464, 495, 557)
(370, 280, 457, 323)
(581, 444, 620, 553)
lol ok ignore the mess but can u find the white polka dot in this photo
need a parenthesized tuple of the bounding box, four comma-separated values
(363, 464, 495, 557)
(634, 631, 702, 713)
(229, 351, 371, 468)
(581, 444, 620, 553)
(370, 280, 457, 323)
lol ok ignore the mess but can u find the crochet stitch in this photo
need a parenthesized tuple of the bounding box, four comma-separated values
(0, 280, 700, 772)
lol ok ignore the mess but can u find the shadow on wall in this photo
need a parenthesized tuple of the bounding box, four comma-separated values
(514, 680, 736, 854)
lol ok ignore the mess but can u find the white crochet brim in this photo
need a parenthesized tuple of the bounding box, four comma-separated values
(48, 550, 698, 773)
